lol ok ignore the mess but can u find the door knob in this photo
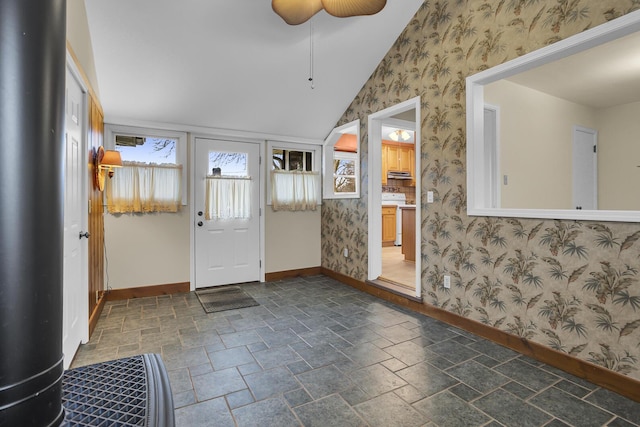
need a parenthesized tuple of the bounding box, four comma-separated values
(79, 231, 90, 239)
(197, 221, 203, 227)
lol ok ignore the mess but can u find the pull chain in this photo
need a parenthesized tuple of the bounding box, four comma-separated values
(309, 20, 314, 89)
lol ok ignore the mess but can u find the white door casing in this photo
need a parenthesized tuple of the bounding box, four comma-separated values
(63, 65, 88, 368)
(573, 126, 598, 211)
(194, 138, 261, 288)
(367, 96, 422, 298)
(483, 105, 500, 209)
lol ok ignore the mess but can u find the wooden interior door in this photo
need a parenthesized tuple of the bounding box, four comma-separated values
(88, 96, 105, 333)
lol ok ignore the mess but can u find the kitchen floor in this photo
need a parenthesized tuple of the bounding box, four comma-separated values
(72, 276, 640, 427)
(381, 245, 415, 288)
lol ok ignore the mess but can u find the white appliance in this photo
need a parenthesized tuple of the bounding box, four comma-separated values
(381, 192, 406, 246)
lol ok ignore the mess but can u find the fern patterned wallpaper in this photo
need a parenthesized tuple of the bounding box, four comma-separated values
(321, 0, 640, 381)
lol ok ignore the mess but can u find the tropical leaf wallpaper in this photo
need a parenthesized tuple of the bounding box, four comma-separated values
(321, 0, 640, 381)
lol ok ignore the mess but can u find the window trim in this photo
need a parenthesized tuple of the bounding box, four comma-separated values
(105, 124, 188, 205)
(266, 140, 321, 206)
(331, 151, 359, 196)
(323, 119, 360, 199)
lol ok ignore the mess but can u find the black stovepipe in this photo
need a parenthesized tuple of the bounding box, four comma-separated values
(0, 0, 67, 425)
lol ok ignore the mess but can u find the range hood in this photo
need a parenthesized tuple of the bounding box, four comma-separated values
(387, 171, 412, 180)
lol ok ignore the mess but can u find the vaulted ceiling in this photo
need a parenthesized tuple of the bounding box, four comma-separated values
(85, 0, 424, 141)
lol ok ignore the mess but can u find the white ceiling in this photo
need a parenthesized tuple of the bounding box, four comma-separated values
(84, 0, 424, 141)
(507, 31, 640, 109)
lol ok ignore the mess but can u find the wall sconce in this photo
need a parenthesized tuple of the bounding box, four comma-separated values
(94, 146, 123, 191)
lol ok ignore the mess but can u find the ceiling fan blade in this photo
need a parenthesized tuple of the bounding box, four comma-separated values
(272, 0, 323, 25)
(321, 0, 386, 17)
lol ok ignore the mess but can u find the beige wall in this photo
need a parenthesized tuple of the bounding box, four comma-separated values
(105, 204, 322, 289)
(485, 80, 597, 209)
(597, 101, 640, 210)
(104, 147, 322, 289)
(265, 210, 321, 273)
(66, 0, 100, 96)
(104, 212, 190, 289)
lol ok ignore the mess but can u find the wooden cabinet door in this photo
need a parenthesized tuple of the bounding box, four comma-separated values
(386, 144, 399, 171)
(399, 145, 412, 172)
(401, 208, 416, 261)
(382, 206, 396, 246)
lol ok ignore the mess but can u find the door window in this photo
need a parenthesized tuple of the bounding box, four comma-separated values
(206, 151, 251, 220)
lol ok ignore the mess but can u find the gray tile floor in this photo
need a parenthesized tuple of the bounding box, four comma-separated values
(72, 275, 640, 427)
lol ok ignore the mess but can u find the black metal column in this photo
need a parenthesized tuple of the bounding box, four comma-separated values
(0, 0, 67, 425)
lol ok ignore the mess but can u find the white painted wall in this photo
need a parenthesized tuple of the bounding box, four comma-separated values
(485, 80, 597, 209)
(596, 101, 640, 210)
(265, 209, 321, 273)
(66, 0, 100, 96)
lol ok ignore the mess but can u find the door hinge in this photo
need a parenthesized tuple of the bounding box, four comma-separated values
(259, 156, 262, 165)
(593, 145, 597, 153)
(259, 207, 262, 216)
(259, 260, 262, 268)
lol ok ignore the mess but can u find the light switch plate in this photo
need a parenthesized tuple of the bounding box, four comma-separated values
(427, 191, 434, 203)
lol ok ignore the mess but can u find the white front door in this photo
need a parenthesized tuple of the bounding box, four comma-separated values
(63, 67, 88, 368)
(573, 126, 598, 210)
(194, 138, 261, 288)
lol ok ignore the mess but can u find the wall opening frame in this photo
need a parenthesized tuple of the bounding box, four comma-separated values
(466, 10, 640, 222)
(323, 119, 360, 199)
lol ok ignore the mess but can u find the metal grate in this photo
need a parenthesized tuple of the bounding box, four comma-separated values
(62, 355, 148, 426)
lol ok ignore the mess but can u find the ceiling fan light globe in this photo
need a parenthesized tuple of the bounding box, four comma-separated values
(321, 0, 386, 17)
(272, 0, 323, 25)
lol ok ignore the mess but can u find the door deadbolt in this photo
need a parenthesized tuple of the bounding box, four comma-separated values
(197, 211, 203, 216)
(79, 231, 90, 239)
(197, 221, 203, 227)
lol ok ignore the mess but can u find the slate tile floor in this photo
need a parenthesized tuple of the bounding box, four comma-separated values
(72, 275, 640, 427)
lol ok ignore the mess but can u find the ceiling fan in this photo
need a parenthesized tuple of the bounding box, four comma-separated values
(272, 0, 387, 25)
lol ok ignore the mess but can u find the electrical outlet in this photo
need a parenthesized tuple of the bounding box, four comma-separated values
(343, 248, 349, 258)
(427, 191, 434, 203)
(443, 275, 451, 289)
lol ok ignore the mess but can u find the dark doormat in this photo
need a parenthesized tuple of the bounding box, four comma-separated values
(195, 285, 259, 313)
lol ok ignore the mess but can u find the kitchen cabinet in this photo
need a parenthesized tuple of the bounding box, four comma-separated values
(401, 206, 415, 261)
(382, 205, 396, 246)
(385, 144, 400, 171)
(382, 141, 415, 185)
(399, 146, 413, 174)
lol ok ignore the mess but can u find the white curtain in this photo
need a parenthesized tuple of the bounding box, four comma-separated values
(106, 162, 182, 213)
(205, 177, 251, 220)
(271, 170, 319, 211)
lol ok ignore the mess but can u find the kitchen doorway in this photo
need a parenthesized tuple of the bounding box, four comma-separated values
(367, 97, 421, 298)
